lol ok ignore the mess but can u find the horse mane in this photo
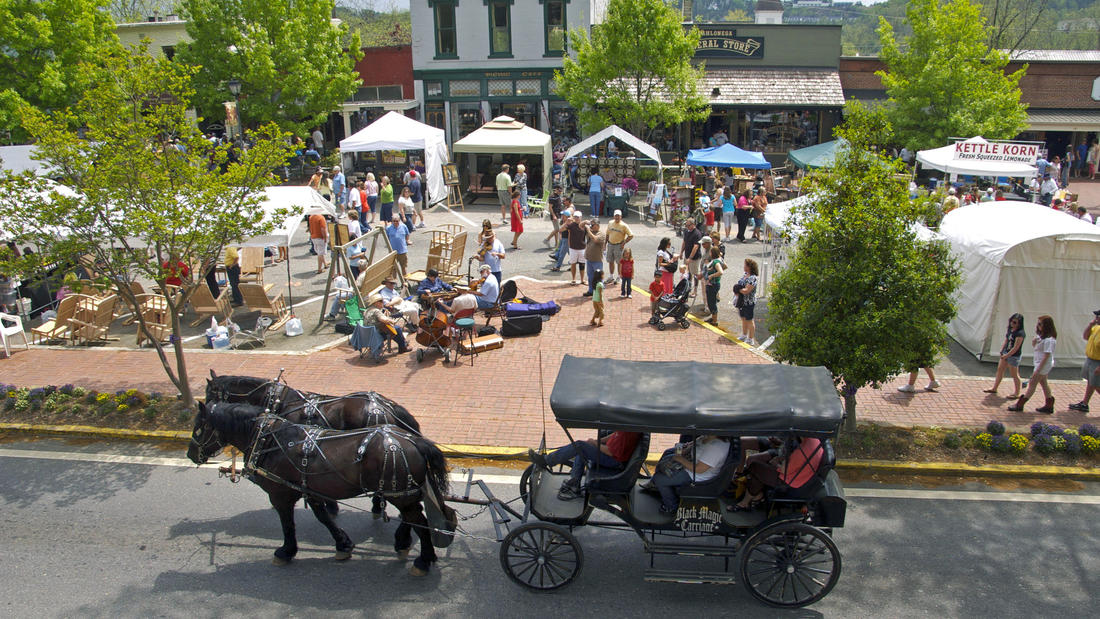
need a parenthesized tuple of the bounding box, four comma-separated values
(366, 392, 421, 434)
(207, 401, 267, 437)
(211, 375, 270, 394)
(410, 436, 449, 496)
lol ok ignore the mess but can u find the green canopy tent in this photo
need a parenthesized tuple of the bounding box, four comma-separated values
(788, 140, 845, 170)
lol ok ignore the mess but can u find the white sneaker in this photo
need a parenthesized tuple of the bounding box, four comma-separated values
(747, 338, 756, 346)
(416, 222, 425, 229)
(926, 380, 941, 391)
(897, 384, 917, 393)
(737, 334, 748, 341)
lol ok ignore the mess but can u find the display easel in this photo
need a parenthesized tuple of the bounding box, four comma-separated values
(442, 162, 463, 210)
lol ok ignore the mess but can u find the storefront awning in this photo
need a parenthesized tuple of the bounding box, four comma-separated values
(1026, 109, 1100, 132)
(704, 68, 845, 107)
(339, 99, 419, 113)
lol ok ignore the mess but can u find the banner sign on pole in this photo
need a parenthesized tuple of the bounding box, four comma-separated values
(952, 140, 1039, 165)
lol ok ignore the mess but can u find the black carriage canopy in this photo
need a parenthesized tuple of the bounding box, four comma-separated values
(549, 356, 844, 437)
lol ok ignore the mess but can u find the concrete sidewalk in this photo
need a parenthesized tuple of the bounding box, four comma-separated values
(3, 279, 1096, 448)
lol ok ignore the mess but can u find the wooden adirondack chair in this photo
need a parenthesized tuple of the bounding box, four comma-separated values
(69, 294, 118, 345)
(238, 283, 291, 331)
(30, 295, 79, 344)
(134, 295, 172, 348)
(188, 284, 231, 327)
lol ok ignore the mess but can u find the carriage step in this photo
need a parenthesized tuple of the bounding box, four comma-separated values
(644, 541, 739, 557)
(644, 569, 738, 585)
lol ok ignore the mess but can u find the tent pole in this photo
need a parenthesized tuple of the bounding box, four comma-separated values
(286, 249, 293, 312)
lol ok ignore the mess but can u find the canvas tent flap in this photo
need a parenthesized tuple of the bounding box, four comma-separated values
(561, 125, 663, 176)
(453, 116, 553, 193)
(685, 143, 772, 169)
(788, 140, 844, 170)
(916, 136, 1037, 177)
(241, 187, 337, 248)
(339, 111, 450, 206)
(941, 202, 1100, 364)
(0, 145, 49, 176)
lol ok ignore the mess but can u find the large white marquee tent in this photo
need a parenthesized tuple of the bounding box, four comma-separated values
(941, 202, 1100, 365)
(453, 116, 552, 194)
(916, 136, 1038, 178)
(339, 111, 450, 207)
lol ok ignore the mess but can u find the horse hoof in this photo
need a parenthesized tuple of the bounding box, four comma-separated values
(395, 548, 410, 558)
(272, 556, 291, 566)
(334, 550, 353, 561)
(408, 566, 428, 577)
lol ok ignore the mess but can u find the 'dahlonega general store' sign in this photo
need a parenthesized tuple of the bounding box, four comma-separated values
(694, 28, 765, 58)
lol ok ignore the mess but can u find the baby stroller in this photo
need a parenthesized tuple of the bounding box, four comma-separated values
(649, 276, 693, 330)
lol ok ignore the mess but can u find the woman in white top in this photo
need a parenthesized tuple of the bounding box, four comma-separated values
(364, 173, 379, 223)
(397, 186, 415, 237)
(1009, 315, 1057, 413)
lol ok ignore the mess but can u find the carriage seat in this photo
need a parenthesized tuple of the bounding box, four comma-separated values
(678, 438, 741, 501)
(768, 439, 835, 502)
(585, 432, 650, 495)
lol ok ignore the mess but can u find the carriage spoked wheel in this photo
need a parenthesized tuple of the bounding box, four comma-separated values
(500, 523, 584, 591)
(518, 464, 535, 505)
(738, 521, 841, 608)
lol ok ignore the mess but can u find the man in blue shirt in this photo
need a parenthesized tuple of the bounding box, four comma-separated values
(332, 165, 346, 207)
(474, 264, 499, 310)
(588, 171, 604, 218)
(385, 215, 410, 276)
(416, 268, 453, 310)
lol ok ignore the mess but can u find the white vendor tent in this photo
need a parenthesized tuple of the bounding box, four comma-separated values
(941, 202, 1100, 365)
(561, 125, 664, 178)
(339, 111, 450, 206)
(453, 116, 552, 193)
(916, 136, 1038, 178)
(242, 186, 338, 248)
(763, 194, 941, 242)
(0, 145, 49, 176)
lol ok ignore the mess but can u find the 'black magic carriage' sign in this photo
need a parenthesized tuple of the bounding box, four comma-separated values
(694, 27, 764, 58)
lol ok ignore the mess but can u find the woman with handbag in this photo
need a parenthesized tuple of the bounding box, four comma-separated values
(655, 237, 678, 294)
(735, 258, 759, 345)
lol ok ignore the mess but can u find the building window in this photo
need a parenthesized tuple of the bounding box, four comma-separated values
(431, 0, 459, 59)
(543, 0, 566, 56)
(353, 85, 404, 102)
(161, 45, 176, 60)
(449, 79, 480, 97)
(487, 0, 512, 57)
(488, 79, 513, 97)
(425, 81, 443, 98)
(425, 103, 446, 131)
(515, 79, 542, 96)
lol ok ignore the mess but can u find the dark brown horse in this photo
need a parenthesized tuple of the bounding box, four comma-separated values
(205, 372, 421, 516)
(187, 401, 457, 575)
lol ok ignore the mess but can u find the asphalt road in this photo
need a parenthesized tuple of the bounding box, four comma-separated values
(0, 437, 1096, 618)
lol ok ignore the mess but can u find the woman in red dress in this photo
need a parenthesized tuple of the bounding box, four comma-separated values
(509, 189, 524, 249)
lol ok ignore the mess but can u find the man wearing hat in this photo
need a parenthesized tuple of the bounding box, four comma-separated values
(549, 205, 573, 272)
(604, 209, 633, 285)
(364, 293, 410, 354)
(1069, 310, 1100, 412)
(382, 276, 422, 328)
(332, 165, 346, 208)
(942, 187, 959, 214)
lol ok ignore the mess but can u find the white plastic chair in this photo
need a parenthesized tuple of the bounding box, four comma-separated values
(1, 312, 30, 357)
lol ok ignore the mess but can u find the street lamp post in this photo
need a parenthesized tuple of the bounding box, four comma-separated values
(227, 78, 242, 139)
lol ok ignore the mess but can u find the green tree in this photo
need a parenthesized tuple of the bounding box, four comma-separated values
(876, 0, 1028, 152)
(0, 0, 121, 140)
(0, 47, 292, 408)
(767, 103, 961, 431)
(555, 0, 709, 139)
(175, 0, 362, 137)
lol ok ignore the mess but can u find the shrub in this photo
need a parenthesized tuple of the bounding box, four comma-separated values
(1082, 435, 1100, 454)
(986, 420, 1006, 436)
(1079, 423, 1100, 438)
(975, 432, 993, 449)
(142, 406, 157, 421)
(942, 432, 962, 449)
(990, 435, 1011, 453)
(1042, 424, 1064, 436)
(1030, 421, 1046, 437)
(1063, 433, 1082, 455)
(95, 393, 110, 403)
(1033, 434, 1057, 454)
(1008, 433, 1029, 453)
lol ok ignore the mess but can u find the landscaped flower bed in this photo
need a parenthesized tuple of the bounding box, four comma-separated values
(0, 383, 191, 432)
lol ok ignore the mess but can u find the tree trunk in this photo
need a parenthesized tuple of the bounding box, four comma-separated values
(843, 391, 857, 433)
(167, 302, 194, 410)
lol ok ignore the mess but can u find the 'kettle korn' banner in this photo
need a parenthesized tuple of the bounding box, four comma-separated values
(952, 141, 1039, 165)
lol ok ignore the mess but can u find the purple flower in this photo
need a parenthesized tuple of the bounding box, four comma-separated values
(1040, 424, 1063, 437)
(1030, 421, 1046, 437)
(1033, 434, 1057, 455)
(986, 420, 1006, 436)
(27, 387, 46, 400)
(1064, 433, 1083, 455)
(990, 435, 1011, 453)
(59, 384, 75, 395)
(1079, 423, 1100, 438)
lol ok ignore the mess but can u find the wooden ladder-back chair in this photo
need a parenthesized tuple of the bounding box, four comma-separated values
(135, 298, 172, 348)
(238, 283, 291, 331)
(188, 284, 230, 327)
(69, 294, 118, 345)
(238, 247, 266, 286)
(30, 294, 79, 344)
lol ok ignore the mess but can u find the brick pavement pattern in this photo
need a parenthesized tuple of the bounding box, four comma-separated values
(4, 272, 1098, 448)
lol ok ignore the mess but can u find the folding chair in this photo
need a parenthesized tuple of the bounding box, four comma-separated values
(1, 312, 29, 357)
(483, 279, 517, 326)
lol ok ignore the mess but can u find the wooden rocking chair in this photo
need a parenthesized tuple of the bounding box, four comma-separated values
(69, 294, 119, 345)
(239, 283, 292, 331)
(30, 295, 79, 344)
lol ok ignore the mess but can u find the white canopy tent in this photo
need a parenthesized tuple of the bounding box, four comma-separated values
(941, 202, 1100, 365)
(339, 111, 450, 207)
(0, 145, 49, 176)
(561, 125, 664, 178)
(242, 186, 338, 248)
(453, 116, 552, 195)
(916, 136, 1038, 178)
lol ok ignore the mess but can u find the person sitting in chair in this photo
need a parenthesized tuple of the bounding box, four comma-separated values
(438, 291, 478, 319)
(364, 293, 409, 354)
(379, 277, 419, 330)
(651, 435, 730, 515)
(730, 437, 824, 512)
(474, 264, 499, 310)
(416, 268, 453, 307)
(528, 431, 643, 501)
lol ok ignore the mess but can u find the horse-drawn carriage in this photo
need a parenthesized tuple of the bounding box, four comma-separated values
(192, 356, 846, 608)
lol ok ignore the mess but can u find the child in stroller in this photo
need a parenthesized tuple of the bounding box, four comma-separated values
(649, 273, 693, 330)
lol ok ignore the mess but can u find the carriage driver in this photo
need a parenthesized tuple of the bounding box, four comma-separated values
(528, 431, 643, 501)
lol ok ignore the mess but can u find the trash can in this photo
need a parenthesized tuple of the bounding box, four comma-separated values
(605, 194, 629, 218)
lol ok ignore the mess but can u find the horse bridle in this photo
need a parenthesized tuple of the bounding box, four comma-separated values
(189, 402, 224, 463)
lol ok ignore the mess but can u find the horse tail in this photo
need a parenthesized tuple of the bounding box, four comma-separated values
(390, 405, 421, 435)
(411, 436, 449, 497)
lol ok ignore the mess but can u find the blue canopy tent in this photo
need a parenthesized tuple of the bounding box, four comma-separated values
(685, 143, 772, 169)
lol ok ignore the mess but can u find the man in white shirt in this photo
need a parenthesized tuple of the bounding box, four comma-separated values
(474, 264, 499, 310)
(1040, 174, 1059, 206)
(1077, 206, 1094, 224)
(652, 435, 730, 514)
(713, 129, 728, 146)
(378, 277, 420, 328)
(324, 272, 353, 320)
(440, 292, 478, 318)
(311, 127, 324, 153)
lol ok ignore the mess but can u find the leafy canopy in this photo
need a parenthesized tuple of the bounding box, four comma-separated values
(876, 0, 1028, 152)
(0, 0, 121, 140)
(0, 47, 293, 407)
(555, 0, 709, 138)
(767, 103, 961, 426)
(175, 0, 362, 137)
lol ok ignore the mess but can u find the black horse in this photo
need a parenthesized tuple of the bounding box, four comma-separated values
(205, 372, 422, 516)
(187, 401, 457, 575)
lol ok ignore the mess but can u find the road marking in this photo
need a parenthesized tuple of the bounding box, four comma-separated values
(1, 449, 1097, 504)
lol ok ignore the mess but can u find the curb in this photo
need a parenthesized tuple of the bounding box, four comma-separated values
(3, 422, 1097, 480)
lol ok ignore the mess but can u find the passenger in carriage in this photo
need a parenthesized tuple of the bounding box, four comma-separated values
(652, 435, 730, 515)
(729, 437, 825, 512)
(528, 431, 644, 501)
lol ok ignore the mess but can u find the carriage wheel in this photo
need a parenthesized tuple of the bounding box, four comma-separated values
(518, 464, 534, 505)
(739, 521, 841, 608)
(500, 523, 583, 591)
(657, 321, 666, 331)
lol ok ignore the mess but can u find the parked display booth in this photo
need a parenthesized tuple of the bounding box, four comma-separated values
(339, 111, 451, 207)
(941, 202, 1100, 365)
